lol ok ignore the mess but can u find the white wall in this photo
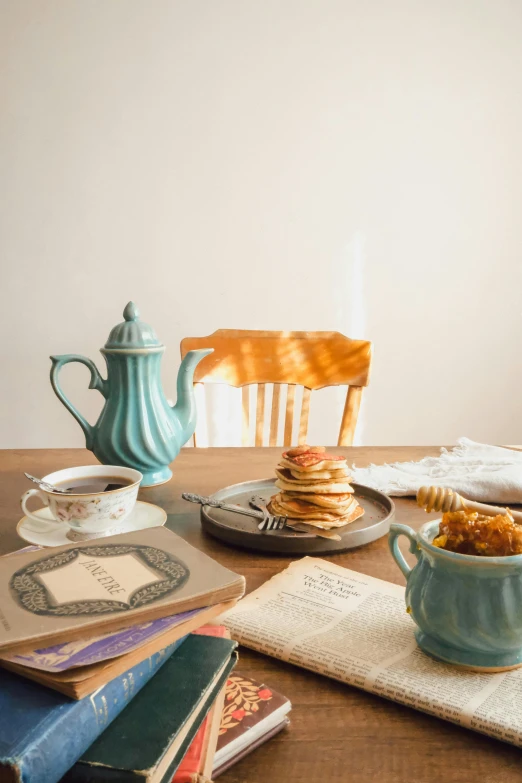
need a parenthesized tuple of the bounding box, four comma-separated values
(2, 0, 522, 449)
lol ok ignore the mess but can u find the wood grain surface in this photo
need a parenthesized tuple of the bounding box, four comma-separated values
(0, 446, 519, 783)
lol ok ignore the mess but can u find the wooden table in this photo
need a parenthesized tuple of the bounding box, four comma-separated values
(1, 446, 520, 783)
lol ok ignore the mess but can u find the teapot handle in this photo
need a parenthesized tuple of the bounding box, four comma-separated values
(50, 354, 108, 449)
(388, 523, 421, 579)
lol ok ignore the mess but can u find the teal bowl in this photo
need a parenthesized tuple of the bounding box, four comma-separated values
(389, 521, 522, 671)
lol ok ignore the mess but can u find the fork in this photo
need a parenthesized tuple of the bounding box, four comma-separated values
(249, 496, 287, 532)
(182, 491, 281, 532)
(182, 492, 264, 519)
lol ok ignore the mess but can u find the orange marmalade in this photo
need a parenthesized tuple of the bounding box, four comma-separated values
(433, 510, 522, 557)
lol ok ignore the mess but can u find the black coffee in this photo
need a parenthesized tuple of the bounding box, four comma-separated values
(55, 476, 134, 494)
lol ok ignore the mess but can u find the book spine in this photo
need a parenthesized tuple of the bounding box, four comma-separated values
(12, 638, 186, 783)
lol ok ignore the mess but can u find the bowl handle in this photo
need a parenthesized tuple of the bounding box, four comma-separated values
(388, 523, 420, 579)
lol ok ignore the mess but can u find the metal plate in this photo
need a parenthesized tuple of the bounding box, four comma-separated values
(200, 479, 394, 554)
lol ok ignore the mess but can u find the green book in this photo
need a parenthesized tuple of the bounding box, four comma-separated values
(62, 635, 238, 783)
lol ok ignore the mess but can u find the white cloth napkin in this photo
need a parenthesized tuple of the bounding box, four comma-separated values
(352, 438, 522, 503)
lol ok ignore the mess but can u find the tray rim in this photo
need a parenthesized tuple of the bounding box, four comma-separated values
(200, 478, 395, 554)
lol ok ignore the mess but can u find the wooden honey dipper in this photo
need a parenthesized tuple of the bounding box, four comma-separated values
(416, 486, 522, 523)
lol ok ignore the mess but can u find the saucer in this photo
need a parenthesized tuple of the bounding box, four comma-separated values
(17, 501, 167, 547)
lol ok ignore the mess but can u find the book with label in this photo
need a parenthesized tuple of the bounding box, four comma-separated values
(0, 638, 185, 783)
(0, 526, 245, 656)
(63, 635, 238, 783)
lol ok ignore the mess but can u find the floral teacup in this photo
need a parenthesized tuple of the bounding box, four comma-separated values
(21, 465, 142, 539)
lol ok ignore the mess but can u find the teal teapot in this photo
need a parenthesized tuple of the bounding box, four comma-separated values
(50, 302, 212, 486)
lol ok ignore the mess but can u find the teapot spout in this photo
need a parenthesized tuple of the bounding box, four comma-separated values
(171, 348, 213, 444)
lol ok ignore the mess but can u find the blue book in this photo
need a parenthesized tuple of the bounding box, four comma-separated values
(0, 638, 186, 783)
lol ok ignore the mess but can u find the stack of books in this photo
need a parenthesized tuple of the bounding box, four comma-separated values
(0, 527, 245, 783)
(173, 627, 292, 782)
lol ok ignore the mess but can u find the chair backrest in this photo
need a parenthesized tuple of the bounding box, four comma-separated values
(180, 329, 372, 447)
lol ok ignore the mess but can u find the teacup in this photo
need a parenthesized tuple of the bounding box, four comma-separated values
(389, 521, 522, 671)
(21, 465, 142, 540)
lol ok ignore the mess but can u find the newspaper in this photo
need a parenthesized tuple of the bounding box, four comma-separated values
(222, 557, 522, 748)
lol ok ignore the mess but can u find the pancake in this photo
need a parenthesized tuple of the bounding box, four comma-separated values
(270, 445, 365, 531)
(280, 491, 355, 509)
(288, 467, 351, 481)
(275, 477, 354, 494)
(275, 467, 354, 489)
(280, 456, 348, 473)
(275, 468, 328, 485)
(285, 445, 323, 456)
(268, 498, 364, 530)
(272, 494, 357, 520)
(268, 497, 344, 523)
(310, 503, 364, 530)
(280, 446, 347, 472)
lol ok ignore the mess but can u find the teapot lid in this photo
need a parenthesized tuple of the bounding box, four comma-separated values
(104, 302, 163, 350)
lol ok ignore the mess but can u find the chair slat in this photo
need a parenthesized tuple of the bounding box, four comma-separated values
(338, 385, 362, 446)
(298, 387, 311, 444)
(269, 384, 281, 446)
(284, 384, 296, 447)
(241, 386, 250, 446)
(255, 384, 266, 446)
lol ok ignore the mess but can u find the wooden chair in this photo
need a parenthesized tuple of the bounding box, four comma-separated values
(180, 330, 372, 447)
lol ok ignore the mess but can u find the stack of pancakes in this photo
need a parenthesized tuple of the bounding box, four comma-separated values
(267, 445, 364, 531)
